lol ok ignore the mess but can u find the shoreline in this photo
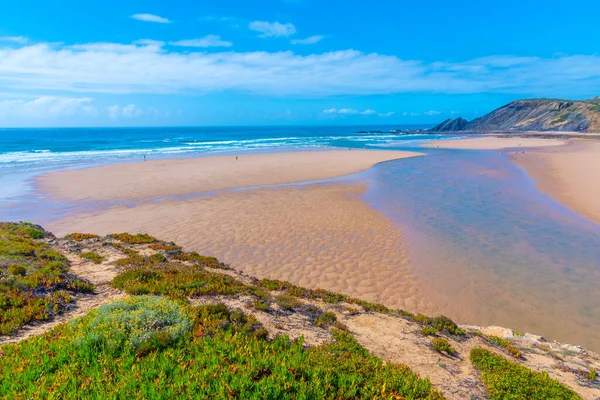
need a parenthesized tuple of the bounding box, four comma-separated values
(511, 139, 600, 226)
(423, 136, 600, 227)
(37, 149, 423, 202)
(420, 136, 567, 150)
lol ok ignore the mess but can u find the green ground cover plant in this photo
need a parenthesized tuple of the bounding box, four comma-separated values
(80, 251, 104, 264)
(431, 338, 455, 355)
(172, 251, 229, 269)
(112, 258, 249, 299)
(0, 299, 443, 399)
(257, 279, 465, 335)
(109, 233, 157, 244)
(487, 335, 522, 359)
(314, 311, 338, 328)
(63, 233, 99, 241)
(274, 294, 301, 310)
(0, 223, 94, 335)
(470, 348, 580, 399)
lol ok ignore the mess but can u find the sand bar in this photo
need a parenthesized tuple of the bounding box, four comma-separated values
(513, 139, 600, 225)
(38, 150, 422, 202)
(47, 184, 430, 314)
(422, 136, 566, 150)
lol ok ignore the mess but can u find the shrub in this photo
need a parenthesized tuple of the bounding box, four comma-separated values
(275, 294, 300, 311)
(429, 316, 466, 336)
(586, 368, 597, 381)
(0, 222, 45, 239)
(432, 338, 456, 355)
(109, 233, 157, 244)
(315, 312, 337, 328)
(72, 296, 192, 355)
(251, 299, 271, 312)
(470, 348, 580, 399)
(64, 233, 99, 241)
(0, 222, 95, 334)
(7, 264, 27, 276)
(487, 336, 522, 359)
(80, 252, 104, 264)
(421, 326, 439, 336)
(172, 252, 228, 269)
(148, 243, 183, 254)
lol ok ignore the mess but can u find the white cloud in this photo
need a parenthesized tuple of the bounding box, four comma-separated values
(291, 35, 324, 45)
(325, 108, 383, 116)
(424, 110, 442, 115)
(109, 104, 144, 119)
(170, 35, 232, 48)
(249, 21, 296, 38)
(0, 41, 600, 98)
(0, 36, 29, 44)
(122, 104, 143, 117)
(107, 105, 120, 119)
(0, 96, 150, 125)
(0, 96, 96, 120)
(378, 112, 395, 117)
(131, 14, 171, 24)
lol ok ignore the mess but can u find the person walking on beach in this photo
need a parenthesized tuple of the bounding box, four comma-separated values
(143, 154, 146, 162)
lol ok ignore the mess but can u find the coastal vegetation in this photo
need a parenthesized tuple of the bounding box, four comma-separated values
(80, 251, 104, 264)
(0, 223, 94, 335)
(470, 348, 581, 399)
(0, 223, 594, 399)
(431, 338, 455, 355)
(0, 296, 442, 398)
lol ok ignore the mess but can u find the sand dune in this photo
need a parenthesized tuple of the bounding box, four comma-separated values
(422, 136, 566, 150)
(38, 150, 422, 202)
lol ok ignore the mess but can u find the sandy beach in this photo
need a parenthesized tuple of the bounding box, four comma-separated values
(512, 139, 600, 225)
(41, 149, 429, 313)
(47, 184, 430, 314)
(38, 150, 421, 202)
(422, 136, 567, 150)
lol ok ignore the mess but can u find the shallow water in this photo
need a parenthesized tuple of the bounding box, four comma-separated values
(361, 149, 600, 350)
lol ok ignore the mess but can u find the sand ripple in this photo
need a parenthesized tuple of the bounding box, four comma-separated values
(48, 184, 430, 313)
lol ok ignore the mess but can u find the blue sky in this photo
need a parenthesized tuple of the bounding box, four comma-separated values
(0, 0, 599, 127)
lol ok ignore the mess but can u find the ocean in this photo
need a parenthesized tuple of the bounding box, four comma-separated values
(0, 125, 453, 205)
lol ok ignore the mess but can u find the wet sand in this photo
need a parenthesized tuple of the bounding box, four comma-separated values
(422, 136, 567, 150)
(47, 184, 430, 313)
(513, 139, 600, 225)
(38, 150, 422, 202)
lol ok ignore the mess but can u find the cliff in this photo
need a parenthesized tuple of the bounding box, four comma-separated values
(431, 98, 600, 133)
(430, 117, 469, 132)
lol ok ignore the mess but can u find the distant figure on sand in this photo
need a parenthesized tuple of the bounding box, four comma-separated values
(236, 156, 238, 161)
(143, 154, 146, 162)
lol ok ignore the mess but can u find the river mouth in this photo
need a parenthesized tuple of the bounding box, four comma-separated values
(362, 148, 600, 351)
